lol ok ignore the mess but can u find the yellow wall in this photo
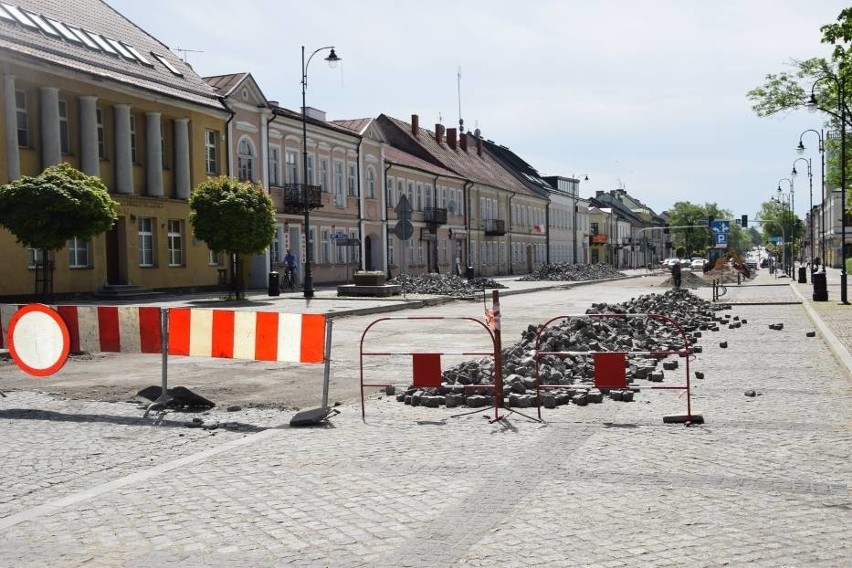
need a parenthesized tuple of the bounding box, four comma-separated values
(0, 59, 228, 297)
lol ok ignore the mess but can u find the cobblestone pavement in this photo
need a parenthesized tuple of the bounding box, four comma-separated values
(0, 268, 850, 567)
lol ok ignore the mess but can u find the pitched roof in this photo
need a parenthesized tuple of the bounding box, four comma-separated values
(481, 139, 553, 198)
(330, 118, 372, 134)
(204, 73, 251, 98)
(377, 114, 541, 198)
(384, 145, 463, 179)
(0, 0, 222, 110)
(271, 105, 361, 139)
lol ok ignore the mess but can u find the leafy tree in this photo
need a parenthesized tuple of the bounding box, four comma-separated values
(747, 8, 852, 192)
(666, 201, 734, 257)
(0, 163, 118, 295)
(757, 197, 803, 267)
(189, 176, 276, 300)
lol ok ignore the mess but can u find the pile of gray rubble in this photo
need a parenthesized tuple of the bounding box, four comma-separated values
(389, 273, 506, 297)
(519, 262, 626, 281)
(393, 288, 740, 410)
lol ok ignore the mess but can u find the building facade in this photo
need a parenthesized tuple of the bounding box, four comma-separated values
(0, 0, 229, 298)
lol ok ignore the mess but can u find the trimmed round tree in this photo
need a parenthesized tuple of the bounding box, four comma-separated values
(0, 163, 118, 295)
(189, 176, 276, 299)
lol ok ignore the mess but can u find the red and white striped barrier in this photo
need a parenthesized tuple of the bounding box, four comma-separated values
(1, 305, 325, 364)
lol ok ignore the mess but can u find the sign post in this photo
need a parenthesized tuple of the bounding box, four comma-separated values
(394, 194, 413, 275)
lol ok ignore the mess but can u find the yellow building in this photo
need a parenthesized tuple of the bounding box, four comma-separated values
(0, 0, 228, 298)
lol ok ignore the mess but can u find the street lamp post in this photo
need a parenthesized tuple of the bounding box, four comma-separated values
(808, 74, 848, 304)
(791, 157, 814, 268)
(797, 129, 825, 262)
(777, 178, 793, 277)
(571, 174, 589, 264)
(300, 45, 340, 298)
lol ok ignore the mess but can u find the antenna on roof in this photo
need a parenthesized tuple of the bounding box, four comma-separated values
(457, 65, 464, 133)
(174, 47, 203, 64)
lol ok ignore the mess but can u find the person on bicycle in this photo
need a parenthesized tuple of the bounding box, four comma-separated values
(283, 249, 297, 289)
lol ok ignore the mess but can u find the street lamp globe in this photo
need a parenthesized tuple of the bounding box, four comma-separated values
(806, 93, 819, 113)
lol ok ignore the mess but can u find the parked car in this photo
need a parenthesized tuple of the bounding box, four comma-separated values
(690, 258, 707, 271)
(662, 258, 681, 268)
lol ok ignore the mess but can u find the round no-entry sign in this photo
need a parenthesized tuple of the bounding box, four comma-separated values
(6, 304, 70, 376)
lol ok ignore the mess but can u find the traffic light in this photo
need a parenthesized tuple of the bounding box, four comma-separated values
(663, 226, 670, 234)
(741, 214, 748, 227)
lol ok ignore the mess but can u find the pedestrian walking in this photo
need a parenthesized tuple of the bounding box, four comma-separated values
(671, 260, 682, 288)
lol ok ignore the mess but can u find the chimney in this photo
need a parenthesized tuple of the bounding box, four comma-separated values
(435, 124, 444, 144)
(411, 114, 419, 136)
(476, 136, 482, 156)
(447, 127, 457, 150)
(460, 132, 468, 152)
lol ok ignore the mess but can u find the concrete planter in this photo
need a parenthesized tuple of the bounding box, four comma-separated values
(353, 273, 386, 286)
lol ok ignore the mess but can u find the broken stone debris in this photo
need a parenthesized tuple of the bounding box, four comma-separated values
(394, 287, 738, 411)
(389, 273, 506, 297)
(518, 262, 626, 282)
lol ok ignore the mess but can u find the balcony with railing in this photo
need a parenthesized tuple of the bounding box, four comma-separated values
(483, 218, 506, 236)
(424, 207, 448, 227)
(269, 183, 324, 214)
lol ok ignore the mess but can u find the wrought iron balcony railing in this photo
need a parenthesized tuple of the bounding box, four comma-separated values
(484, 218, 506, 236)
(273, 183, 324, 213)
(424, 207, 448, 226)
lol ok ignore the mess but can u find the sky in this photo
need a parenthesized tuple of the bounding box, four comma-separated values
(106, 0, 850, 221)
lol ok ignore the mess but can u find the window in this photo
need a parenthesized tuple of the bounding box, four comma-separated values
(129, 115, 137, 163)
(308, 226, 316, 267)
(388, 237, 395, 265)
(336, 231, 346, 263)
(269, 147, 281, 186)
(333, 160, 345, 207)
(386, 177, 395, 208)
(237, 138, 255, 182)
(27, 247, 43, 269)
(285, 150, 298, 184)
(96, 108, 106, 159)
(208, 248, 223, 266)
(270, 228, 281, 263)
(320, 158, 329, 192)
(347, 163, 357, 197)
(204, 129, 218, 174)
(15, 90, 28, 147)
(138, 217, 154, 266)
(68, 237, 89, 268)
(58, 100, 70, 154)
(366, 167, 376, 199)
(415, 183, 423, 211)
(320, 227, 330, 263)
(167, 220, 183, 266)
(306, 155, 314, 186)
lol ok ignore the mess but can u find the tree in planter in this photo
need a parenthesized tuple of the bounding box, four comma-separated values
(189, 176, 276, 300)
(0, 163, 118, 296)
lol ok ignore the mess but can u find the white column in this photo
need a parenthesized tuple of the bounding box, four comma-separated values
(79, 95, 99, 176)
(114, 104, 133, 194)
(39, 86, 60, 167)
(3, 74, 19, 181)
(145, 112, 163, 196)
(174, 118, 190, 199)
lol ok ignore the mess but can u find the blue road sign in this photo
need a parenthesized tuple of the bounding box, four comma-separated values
(711, 220, 731, 246)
